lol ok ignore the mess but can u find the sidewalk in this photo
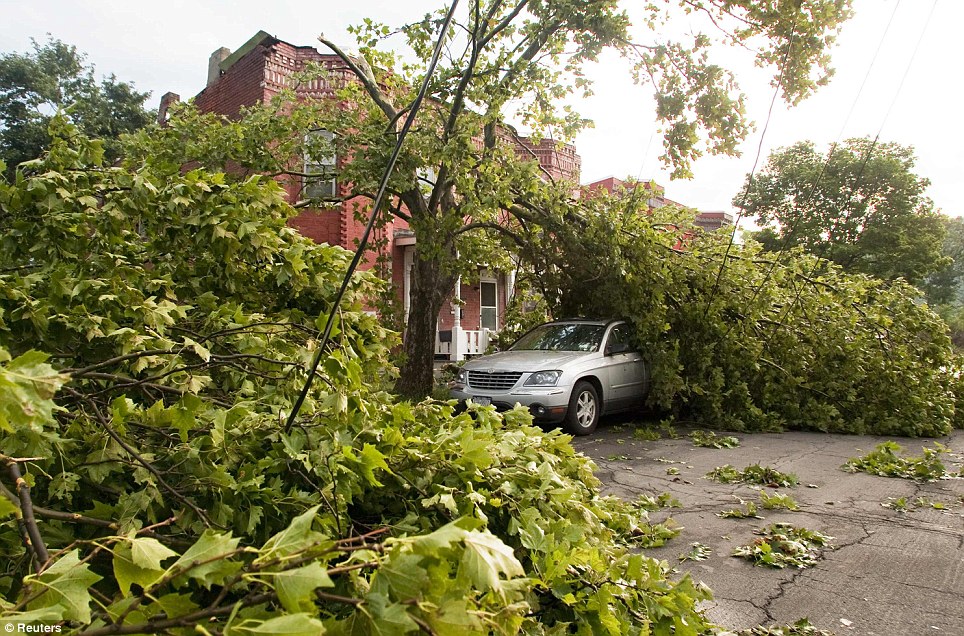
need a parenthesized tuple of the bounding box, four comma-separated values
(571, 427, 964, 635)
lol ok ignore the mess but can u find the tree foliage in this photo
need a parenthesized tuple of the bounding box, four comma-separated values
(0, 122, 716, 633)
(0, 37, 154, 177)
(922, 216, 964, 307)
(740, 138, 948, 284)
(308, 0, 853, 398)
(524, 187, 959, 436)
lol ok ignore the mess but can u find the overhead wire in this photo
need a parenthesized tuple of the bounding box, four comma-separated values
(742, 0, 902, 288)
(719, 0, 903, 341)
(760, 0, 937, 353)
(284, 0, 461, 434)
(700, 10, 799, 319)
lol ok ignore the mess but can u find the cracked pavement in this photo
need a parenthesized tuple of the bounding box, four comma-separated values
(571, 426, 964, 635)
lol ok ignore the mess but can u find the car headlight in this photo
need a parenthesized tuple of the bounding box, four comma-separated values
(525, 370, 562, 386)
(455, 368, 467, 384)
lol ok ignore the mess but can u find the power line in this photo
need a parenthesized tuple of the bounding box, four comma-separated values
(724, 0, 904, 335)
(759, 0, 937, 353)
(284, 0, 461, 434)
(701, 11, 799, 318)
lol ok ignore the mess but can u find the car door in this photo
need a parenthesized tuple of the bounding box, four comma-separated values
(602, 323, 647, 411)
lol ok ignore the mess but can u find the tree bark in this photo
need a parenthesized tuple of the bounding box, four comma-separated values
(394, 247, 457, 399)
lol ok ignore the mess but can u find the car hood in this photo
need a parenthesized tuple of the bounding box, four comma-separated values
(462, 350, 593, 372)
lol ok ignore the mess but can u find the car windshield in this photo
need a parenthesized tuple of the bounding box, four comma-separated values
(510, 323, 605, 352)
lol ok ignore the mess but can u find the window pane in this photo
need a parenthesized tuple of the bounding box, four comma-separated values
(480, 281, 496, 307)
(607, 325, 628, 348)
(306, 177, 336, 198)
(305, 129, 336, 198)
(511, 324, 604, 352)
(481, 307, 497, 331)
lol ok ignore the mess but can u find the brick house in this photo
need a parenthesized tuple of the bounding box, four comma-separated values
(165, 31, 581, 360)
(584, 176, 734, 245)
(585, 176, 732, 225)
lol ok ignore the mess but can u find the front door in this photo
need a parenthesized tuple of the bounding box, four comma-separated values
(480, 278, 497, 331)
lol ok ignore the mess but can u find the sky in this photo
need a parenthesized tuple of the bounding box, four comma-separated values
(1, 0, 959, 219)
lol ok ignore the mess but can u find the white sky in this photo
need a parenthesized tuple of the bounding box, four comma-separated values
(2, 0, 959, 218)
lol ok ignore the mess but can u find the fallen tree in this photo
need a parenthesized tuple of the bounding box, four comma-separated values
(523, 186, 961, 436)
(0, 122, 712, 633)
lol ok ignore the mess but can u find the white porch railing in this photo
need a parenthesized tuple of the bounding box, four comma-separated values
(435, 327, 491, 361)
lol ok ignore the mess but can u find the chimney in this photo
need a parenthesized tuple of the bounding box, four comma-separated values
(207, 47, 232, 86)
(157, 92, 180, 125)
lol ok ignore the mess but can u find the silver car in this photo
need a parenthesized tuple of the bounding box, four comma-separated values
(449, 319, 648, 435)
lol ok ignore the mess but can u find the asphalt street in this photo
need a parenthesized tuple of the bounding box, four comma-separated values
(570, 426, 964, 635)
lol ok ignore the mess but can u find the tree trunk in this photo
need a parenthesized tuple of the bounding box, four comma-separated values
(394, 249, 457, 399)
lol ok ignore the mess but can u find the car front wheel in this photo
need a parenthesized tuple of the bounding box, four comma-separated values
(564, 381, 599, 435)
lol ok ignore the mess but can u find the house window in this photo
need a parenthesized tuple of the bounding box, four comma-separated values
(480, 280, 497, 331)
(417, 166, 437, 196)
(304, 129, 337, 198)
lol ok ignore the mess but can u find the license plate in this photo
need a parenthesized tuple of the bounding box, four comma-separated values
(471, 396, 492, 406)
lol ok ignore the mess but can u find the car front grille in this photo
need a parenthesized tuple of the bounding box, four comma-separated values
(467, 371, 523, 391)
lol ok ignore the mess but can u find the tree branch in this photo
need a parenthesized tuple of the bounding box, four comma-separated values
(0, 480, 118, 529)
(317, 36, 399, 122)
(65, 389, 218, 529)
(453, 220, 526, 249)
(2, 455, 50, 571)
(77, 593, 276, 636)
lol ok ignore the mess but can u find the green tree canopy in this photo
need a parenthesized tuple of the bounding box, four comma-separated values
(739, 138, 948, 284)
(0, 37, 154, 176)
(922, 215, 964, 307)
(308, 0, 854, 398)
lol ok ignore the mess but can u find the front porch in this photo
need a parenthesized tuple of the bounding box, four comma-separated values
(397, 237, 512, 363)
(435, 327, 492, 361)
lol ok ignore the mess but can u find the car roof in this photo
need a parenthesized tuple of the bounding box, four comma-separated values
(545, 318, 621, 326)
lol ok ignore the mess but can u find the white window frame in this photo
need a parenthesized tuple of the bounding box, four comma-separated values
(304, 129, 337, 198)
(479, 275, 498, 331)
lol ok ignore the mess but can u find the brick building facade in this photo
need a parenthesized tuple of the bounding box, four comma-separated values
(175, 31, 581, 360)
(585, 176, 733, 230)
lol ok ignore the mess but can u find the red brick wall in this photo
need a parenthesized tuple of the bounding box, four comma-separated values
(436, 275, 507, 332)
(514, 137, 581, 183)
(287, 209, 342, 246)
(194, 44, 270, 118)
(192, 34, 531, 341)
(260, 42, 351, 104)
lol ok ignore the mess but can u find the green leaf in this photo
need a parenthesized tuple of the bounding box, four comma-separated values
(152, 593, 200, 622)
(424, 598, 484, 636)
(230, 613, 327, 635)
(459, 530, 525, 597)
(26, 550, 102, 623)
(0, 349, 67, 433)
(113, 542, 166, 597)
(361, 592, 419, 636)
(182, 336, 211, 362)
(271, 562, 334, 612)
(0, 608, 64, 629)
(170, 530, 242, 587)
(372, 553, 429, 600)
(257, 505, 327, 562)
(0, 495, 18, 519)
(407, 518, 472, 553)
(130, 535, 178, 570)
(343, 443, 393, 487)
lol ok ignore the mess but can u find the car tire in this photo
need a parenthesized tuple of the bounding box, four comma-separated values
(564, 381, 599, 435)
